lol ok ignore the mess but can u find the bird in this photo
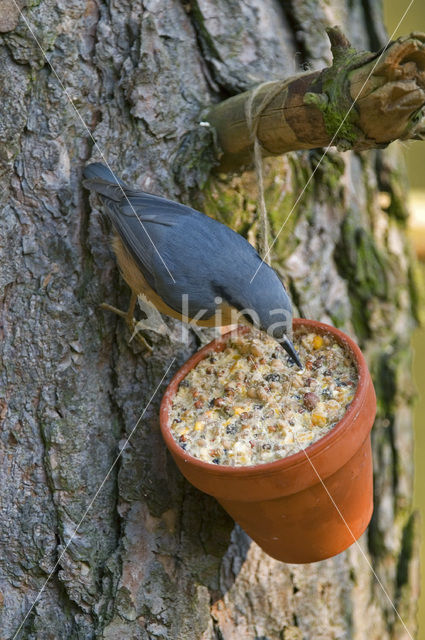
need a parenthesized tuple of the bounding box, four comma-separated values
(83, 162, 302, 368)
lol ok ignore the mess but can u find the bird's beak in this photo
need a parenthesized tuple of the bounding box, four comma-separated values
(281, 335, 303, 370)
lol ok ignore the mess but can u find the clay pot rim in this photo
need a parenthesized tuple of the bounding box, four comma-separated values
(160, 318, 369, 478)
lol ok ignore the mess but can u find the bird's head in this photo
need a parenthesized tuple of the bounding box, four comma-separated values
(225, 263, 303, 369)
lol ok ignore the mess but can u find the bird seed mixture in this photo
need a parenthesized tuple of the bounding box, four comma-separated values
(169, 328, 358, 466)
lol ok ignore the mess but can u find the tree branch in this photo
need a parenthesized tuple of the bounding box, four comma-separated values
(206, 28, 425, 172)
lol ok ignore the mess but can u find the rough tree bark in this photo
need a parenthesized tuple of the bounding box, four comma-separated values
(0, 1, 421, 639)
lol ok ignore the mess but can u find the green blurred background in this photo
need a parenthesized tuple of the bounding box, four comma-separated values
(384, 1, 425, 637)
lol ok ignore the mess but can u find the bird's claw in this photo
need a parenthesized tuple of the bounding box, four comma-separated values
(100, 295, 153, 353)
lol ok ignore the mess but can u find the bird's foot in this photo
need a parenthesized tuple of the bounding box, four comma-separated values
(100, 302, 128, 320)
(100, 295, 153, 353)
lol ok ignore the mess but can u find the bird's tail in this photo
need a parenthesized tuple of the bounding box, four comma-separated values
(83, 162, 127, 201)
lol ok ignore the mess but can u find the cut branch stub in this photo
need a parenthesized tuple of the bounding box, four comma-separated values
(206, 29, 425, 172)
(351, 33, 425, 147)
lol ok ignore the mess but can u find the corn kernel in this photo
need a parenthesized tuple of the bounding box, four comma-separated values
(312, 335, 323, 349)
(194, 422, 204, 431)
(233, 407, 245, 415)
(311, 413, 327, 427)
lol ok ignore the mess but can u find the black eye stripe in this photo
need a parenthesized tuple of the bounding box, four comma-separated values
(240, 311, 254, 324)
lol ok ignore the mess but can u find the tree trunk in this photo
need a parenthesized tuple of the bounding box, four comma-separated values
(0, 1, 421, 639)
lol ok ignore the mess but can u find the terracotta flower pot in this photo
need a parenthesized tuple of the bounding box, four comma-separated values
(160, 319, 376, 564)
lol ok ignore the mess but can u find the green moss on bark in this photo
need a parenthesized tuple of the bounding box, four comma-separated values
(334, 209, 389, 339)
(304, 44, 371, 150)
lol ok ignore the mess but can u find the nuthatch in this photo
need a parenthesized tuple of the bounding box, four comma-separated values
(83, 163, 302, 368)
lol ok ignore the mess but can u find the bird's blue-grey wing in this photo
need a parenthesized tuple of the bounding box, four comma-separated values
(151, 215, 260, 318)
(84, 163, 220, 313)
(84, 162, 258, 317)
(102, 194, 196, 291)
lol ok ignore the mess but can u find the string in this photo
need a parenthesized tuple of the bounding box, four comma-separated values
(244, 79, 291, 264)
